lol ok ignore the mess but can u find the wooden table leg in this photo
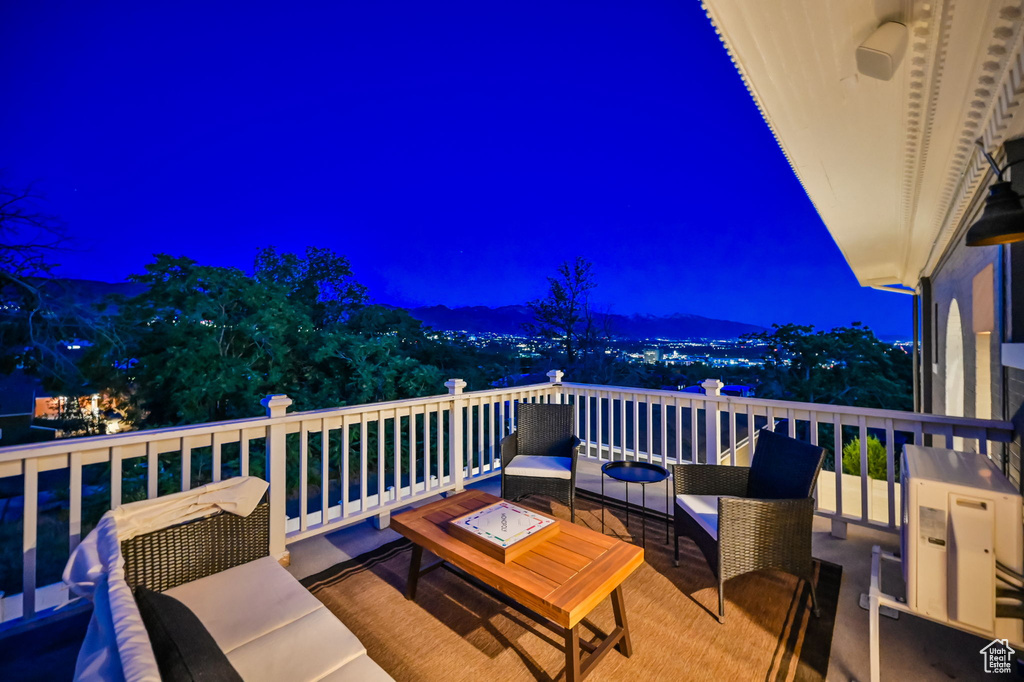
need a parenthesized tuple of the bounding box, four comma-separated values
(565, 624, 582, 682)
(406, 545, 423, 600)
(610, 586, 632, 657)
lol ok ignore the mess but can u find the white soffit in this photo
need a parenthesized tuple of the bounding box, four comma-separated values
(701, 0, 1024, 288)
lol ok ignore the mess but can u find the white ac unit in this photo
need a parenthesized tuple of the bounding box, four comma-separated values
(902, 444, 1023, 644)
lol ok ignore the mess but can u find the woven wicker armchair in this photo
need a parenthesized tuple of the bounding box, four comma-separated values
(122, 502, 270, 592)
(673, 428, 826, 623)
(500, 403, 582, 522)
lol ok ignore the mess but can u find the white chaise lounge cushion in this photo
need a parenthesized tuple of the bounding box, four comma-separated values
(165, 556, 367, 681)
(317, 654, 394, 681)
(225, 608, 365, 682)
(675, 494, 721, 540)
(503, 455, 572, 479)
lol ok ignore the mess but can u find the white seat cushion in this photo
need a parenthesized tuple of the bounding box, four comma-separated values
(226, 608, 366, 682)
(165, 556, 324, 653)
(316, 654, 394, 681)
(166, 556, 370, 681)
(676, 494, 721, 540)
(503, 455, 572, 479)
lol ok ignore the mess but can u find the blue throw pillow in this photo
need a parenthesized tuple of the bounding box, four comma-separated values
(746, 429, 825, 500)
(135, 586, 243, 682)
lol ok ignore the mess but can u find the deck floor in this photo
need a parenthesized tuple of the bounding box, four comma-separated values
(0, 457, 992, 682)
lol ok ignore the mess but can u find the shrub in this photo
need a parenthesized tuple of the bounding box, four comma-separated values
(841, 435, 889, 480)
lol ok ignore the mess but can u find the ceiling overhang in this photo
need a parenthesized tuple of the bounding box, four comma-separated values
(701, 0, 1024, 289)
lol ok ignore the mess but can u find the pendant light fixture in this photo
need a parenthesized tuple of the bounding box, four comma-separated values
(965, 139, 1024, 247)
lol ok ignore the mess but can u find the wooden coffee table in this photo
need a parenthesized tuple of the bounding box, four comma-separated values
(391, 489, 644, 681)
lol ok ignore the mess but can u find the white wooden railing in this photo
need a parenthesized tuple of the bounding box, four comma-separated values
(0, 371, 1016, 627)
(559, 379, 1016, 535)
(0, 375, 564, 625)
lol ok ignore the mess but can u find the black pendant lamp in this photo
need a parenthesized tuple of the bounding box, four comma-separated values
(966, 139, 1024, 247)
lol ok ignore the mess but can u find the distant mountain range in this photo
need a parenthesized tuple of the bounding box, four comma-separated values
(406, 305, 766, 340)
(29, 279, 765, 340)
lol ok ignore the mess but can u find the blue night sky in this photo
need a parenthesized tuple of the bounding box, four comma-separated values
(0, 1, 910, 337)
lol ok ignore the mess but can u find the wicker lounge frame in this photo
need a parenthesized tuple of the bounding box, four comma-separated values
(672, 431, 825, 623)
(122, 501, 270, 592)
(500, 403, 582, 522)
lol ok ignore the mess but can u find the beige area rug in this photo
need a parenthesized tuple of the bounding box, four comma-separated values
(302, 493, 840, 682)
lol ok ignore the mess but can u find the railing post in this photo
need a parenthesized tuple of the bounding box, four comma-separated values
(261, 394, 292, 564)
(547, 369, 565, 404)
(445, 379, 468, 492)
(701, 379, 724, 465)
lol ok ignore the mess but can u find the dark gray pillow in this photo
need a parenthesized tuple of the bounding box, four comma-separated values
(746, 428, 825, 500)
(134, 586, 243, 682)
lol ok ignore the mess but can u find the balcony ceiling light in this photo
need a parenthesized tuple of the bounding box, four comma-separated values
(966, 140, 1024, 247)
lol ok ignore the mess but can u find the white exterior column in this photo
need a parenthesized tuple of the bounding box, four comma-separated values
(445, 379, 468, 492)
(701, 379, 724, 465)
(261, 394, 292, 564)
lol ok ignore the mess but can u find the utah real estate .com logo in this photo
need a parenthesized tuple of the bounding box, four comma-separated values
(980, 639, 1015, 674)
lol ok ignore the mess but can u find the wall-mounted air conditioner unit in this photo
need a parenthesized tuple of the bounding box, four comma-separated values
(901, 444, 1023, 643)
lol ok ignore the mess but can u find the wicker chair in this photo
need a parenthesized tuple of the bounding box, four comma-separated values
(500, 403, 582, 522)
(122, 502, 270, 592)
(673, 428, 826, 623)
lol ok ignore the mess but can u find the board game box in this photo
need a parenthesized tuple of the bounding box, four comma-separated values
(447, 500, 561, 563)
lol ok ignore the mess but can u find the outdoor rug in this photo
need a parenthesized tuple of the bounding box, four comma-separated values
(302, 494, 841, 682)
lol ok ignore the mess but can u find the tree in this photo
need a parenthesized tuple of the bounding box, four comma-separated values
(746, 322, 912, 410)
(0, 182, 114, 414)
(87, 250, 507, 427)
(87, 254, 319, 425)
(525, 257, 606, 365)
(254, 246, 367, 326)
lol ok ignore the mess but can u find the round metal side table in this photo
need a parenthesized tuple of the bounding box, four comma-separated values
(600, 461, 670, 547)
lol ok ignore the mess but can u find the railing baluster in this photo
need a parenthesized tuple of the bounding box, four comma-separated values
(488, 399, 495, 473)
(147, 442, 158, 498)
(728, 404, 737, 466)
(240, 433, 249, 477)
(22, 457, 38, 620)
(660, 398, 668, 468)
(69, 451, 83, 554)
(810, 413, 819, 511)
(477, 399, 484, 474)
(619, 393, 627, 461)
(320, 419, 329, 524)
(410, 409, 418, 495)
(690, 399, 698, 463)
(394, 410, 401, 496)
(181, 437, 191, 492)
(833, 413, 843, 519)
(885, 419, 895, 529)
(859, 416, 869, 523)
(360, 413, 368, 508)
(596, 391, 604, 460)
(299, 421, 309, 532)
(212, 437, 222, 483)
(341, 416, 351, 517)
(378, 412, 386, 506)
(111, 447, 123, 508)
(435, 403, 443, 488)
(787, 409, 796, 438)
(646, 397, 654, 463)
(632, 393, 640, 461)
(586, 390, 594, 458)
(674, 397, 682, 465)
(746, 404, 755, 454)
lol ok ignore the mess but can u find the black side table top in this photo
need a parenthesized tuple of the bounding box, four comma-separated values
(601, 460, 669, 484)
